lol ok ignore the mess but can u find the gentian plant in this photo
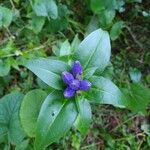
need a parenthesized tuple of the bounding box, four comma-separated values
(19, 29, 128, 149)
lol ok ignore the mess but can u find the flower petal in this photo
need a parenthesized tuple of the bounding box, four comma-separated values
(72, 61, 83, 75)
(62, 71, 74, 85)
(69, 79, 80, 90)
(80, 80, 91, 91)
(64, 87, 76, 98)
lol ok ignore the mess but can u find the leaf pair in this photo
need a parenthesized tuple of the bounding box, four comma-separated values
(20, 90, 78, 149)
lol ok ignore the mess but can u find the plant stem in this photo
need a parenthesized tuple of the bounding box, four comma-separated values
(125, 26, 143, 49)
(10, 0, 15, 9)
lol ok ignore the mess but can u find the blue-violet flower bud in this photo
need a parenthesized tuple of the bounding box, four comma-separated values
(69, 79, 80, 90)
(72, 60, 83, 75)
(80, 80, 91, 91)
(64, 87, 76, 98)
(62, 71, 74, 85)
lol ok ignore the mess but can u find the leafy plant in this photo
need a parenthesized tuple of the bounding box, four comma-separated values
(0, 1, 149, 149)
(19, 29, 131, 149)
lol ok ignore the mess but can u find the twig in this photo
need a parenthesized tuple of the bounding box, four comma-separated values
(10, 0, 15, 9)
(125, 26, 143, 49)
(5, 27, 15, 39)
(81, 142, 101, 149)
(112, 114, 138, 131)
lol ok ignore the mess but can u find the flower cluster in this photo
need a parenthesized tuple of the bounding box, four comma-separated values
(62, 61, 91, 98)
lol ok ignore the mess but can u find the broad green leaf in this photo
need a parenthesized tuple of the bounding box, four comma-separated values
(71, 34, 80, 52)
(23, 58, 70, 90)
(123, 83, 150, 113)
(90, 0, 106, 13)
(28, 14, 45, 34)
(129, 68, 142, 83)
(98, 9, 116, 28)
(0, 59, 10, 77)
(73, 29, 111, 73)
(59, 40, 71, 56)
(86, 76, 127, 108)
(20, 89, 47, 137)
(110, 21, 124, 41)
(33, 0, 58, 19)
(0, 6, 13, 28)
(90, 0, 118, 13)
(52, 39, 72, 57)
(74, 97, 92, 134)
(0, 92, 26, 145)
(35, 91, 78, 149)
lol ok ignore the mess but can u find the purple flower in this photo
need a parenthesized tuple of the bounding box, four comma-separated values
(62, 61, 91, 98)
(72, 61, 83, 75)
(80, 80, 91, 91)
(69, 79, 80, 90)
(64, 87, 76, 98)
(62, 71, 74, 85)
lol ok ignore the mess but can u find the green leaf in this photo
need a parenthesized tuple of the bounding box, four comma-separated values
(52, 40, 72, 57)
(23, 58, 70, 90)
(98, 9, 116, 28)
(28, 14, 45, 34)
(110, 21, 124, 41)
(86, 76, 127, 108)
(0, 6, 13, 28)
(35, 91, 78, 149)
(90, 0, 106, 13)
(33, 0, 58, 19)
(59, 40, 71, 56)
(71, 34, 80, 52)
(123, 83, 150, 113)
(20, 89, 47, 137)
(46, 18, 68, 33)
(73, 29, 111, 73)
(0, 92, 26, 145)
(74, 97, 92, 134)
(0, 59, 10, 77)
(90, 0, 118, 13)
(129, 68, 142, 83)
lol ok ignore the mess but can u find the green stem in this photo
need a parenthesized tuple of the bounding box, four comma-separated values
(0, 45, 45, 58)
